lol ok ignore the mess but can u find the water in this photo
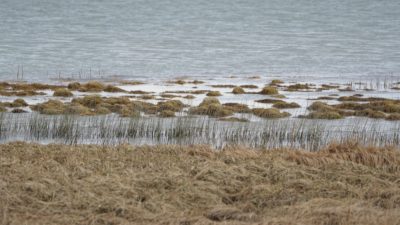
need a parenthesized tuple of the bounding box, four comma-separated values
(1, 0, 400, 82)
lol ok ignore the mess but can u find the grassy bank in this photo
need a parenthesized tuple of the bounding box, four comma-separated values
(1, 142, 400, 224)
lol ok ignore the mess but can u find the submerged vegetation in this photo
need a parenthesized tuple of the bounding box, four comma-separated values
(1, 142, 400, 224)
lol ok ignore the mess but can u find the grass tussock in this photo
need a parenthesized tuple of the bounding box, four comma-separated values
(252, 108, 291, 118)
(189, 97, 233, 117)
(259, 86, 279, 95)
(240, 85, 258, 89)
(1, 142, 399, 225)
(53, 88, 73, 97)
(269, 79, 284, 86)
(206, 91, 222, 97)
(255, 98, 285, 104)
(272, 101, 301, 109)
(232, 86, 245, 94)
(67, 81, 126, 93)
(0, 98, 29, 108)
(285, 83, 313, 91)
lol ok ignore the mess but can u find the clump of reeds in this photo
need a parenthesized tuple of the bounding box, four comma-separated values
(53, 88, 73, 97)
(206, 91, 222, 96)
(285, 83, 312, 91)
(159, 110, 175, 117)
(240, 85, 258, 89)
(269, 79, 284, 86)
(189, 97, 233, 117)
(255, 98, 285, 104)
(232, 86, 245, 94)
(222, 103, 251, 113)
(272, 101, 300, 109)
(259, 86, 279, 95)
(252, 108, 290, 118)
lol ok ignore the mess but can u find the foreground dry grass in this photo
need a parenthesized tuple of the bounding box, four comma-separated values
(1, 142, 400, 225)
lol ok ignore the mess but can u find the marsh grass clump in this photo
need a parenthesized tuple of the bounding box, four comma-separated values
(222, 103, 251, 113)
(183, 95, 195, 99)
(0, 90, 45, 97)
(269, 79, 284, 86)
(8, 98, 28, 107)
(138, 95, 155, 100)
(63, 103, 92, 115)
(72, 95, 103, 108)
(53, 88, 73, 97)
(31, 100, 66, 115)
(240, 85, 258, 89)
(272, 101, 301, 109)
(103, 85, 126, 93)
(232, 87, 245, 94)
(207, 91, 222, 97)
(308, 101, 336, 112)
(355, 109, 386, 119)
(252, 108, 290, 118)
(0, 105, 6, 112)
(157, 100, 185, 112)
(285, 83, 312, 91)
(76, 81, 106, 92)
(119, 80, 145, 85)
(302, 111, 343, 120)
(159, 110, 175, 117)
(255, 98, 285, 104)
(67, 82, 81, 90)
(11, 108, 28, 113)
(210, 84, 236, 88)
(120, 106, 140, 117)
(259, 86, 279, 95)
(386, 113, 400, 121)
(160, 93, 179, 98)
(189, 97, 233, 117)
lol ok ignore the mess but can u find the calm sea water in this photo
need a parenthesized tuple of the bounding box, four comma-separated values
(1, 0, 400, 82)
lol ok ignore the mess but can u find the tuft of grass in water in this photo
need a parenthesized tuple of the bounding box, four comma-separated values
(272, 101, 301, 109)
(159, 110, 175, 117)
(269, 79, 284, 86)
(53, 88, 73, 97)
(240, 85, 258, 89)
(285, 83, 313, 91)
(0, 98, 29, 108)
(1, 142, 400, 224)
(103, 84, 126, 93)
(252, 108, 291, 118)
(232, 86, 245, 94)
(222, 103, 251, 113)
(386, 113, 400, 121)
(255, 98, 285, 104)
(259, 86, 279, 95)
(302, 111, 343, 120)
(77, 81, 105, 92)
(206, 91, 222, 96)
(11, 108, 28, 113)
(157, 100, 185, 112)
(189, 97, 233, 117)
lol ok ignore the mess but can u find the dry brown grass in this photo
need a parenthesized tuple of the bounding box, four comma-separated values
(53, 88, 73, 97)
(259, 86, 279, 95)
(1, 142, 399, 225)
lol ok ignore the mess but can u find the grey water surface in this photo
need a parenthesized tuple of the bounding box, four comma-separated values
(1, 0, 400, 82)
